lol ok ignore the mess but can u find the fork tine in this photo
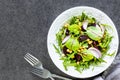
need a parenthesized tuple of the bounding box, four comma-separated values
(24, 53, 35, 63)
(24, 54, 34, 65)
(24, 56, 35, 66)
(25, 53, 39, 62)
(24, 53, 39, 66)
(26, 53, 39, 62)
(25, 55, 36, 64)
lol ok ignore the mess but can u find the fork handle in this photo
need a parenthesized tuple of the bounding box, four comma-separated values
(49, 77, 55, 80)
(52, 74, 72, 80)
(35, 66, 44, 69)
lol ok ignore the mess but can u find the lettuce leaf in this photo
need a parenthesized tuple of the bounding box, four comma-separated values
(82, 50, 94, 61)
(72, 38, 80, 51)
(86, 26, 103, 41)
(65, 37, 73, 50)
(65, 37, 80, 51)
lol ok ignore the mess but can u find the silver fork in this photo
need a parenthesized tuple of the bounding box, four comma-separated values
(31, 67, 72, 80)
(24, 53, 43, 69)
(31, 67, 55, 80)
(24, 53, 72, 80)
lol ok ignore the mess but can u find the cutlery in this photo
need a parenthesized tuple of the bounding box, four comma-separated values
(31, 67, 72, 80)
(24, 53, 72, 80)
(24, 53, 43, 69)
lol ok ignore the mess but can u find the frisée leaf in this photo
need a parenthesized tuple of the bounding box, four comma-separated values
(68, 24, 80, 35)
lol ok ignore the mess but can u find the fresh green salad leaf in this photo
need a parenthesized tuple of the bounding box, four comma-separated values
(79, 12, 88, 21)
(81, 42, 88, 48)
(99, 31, 113, 48)
(69, 16, 78, 25)
(56, 31, 62, 48)
(86, 26, 103, 41)
(106, 51, 116, 56)
(65, 37, 73, 50)
(88, 17, 96, 23)
(102, 24, 113, 31)
(68, 24, 80, 35)
(53, 44, 61, 55)
(65, 37, 80, 51)
(82, 50, 94, 61)
(63, 53, 77, 70)
(82, 54, 94, 62)
(72, 38, 80, 51)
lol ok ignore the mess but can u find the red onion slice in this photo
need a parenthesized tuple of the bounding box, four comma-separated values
(96, 24, 100, 29)
(88, 47, 102, 58)
(82, 21, 88, 30)
(62, 35, 70, 44)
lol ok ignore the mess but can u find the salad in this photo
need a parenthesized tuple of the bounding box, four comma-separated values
(54, 12, 113, 73)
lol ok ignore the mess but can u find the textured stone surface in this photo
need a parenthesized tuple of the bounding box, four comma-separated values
(0, 0, 120, 80)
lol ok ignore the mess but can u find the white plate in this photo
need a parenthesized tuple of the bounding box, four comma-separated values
(47, 6, 119, 78)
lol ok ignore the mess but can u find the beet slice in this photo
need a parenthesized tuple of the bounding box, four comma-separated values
(65, 29, 69, 36)
(81, 26, 86, 31)
(88, 23, 96, 27)
(92, 41, 100, 49)
(62, 46, 69, 55)
(75, 54, 82, 62)
(78, 35, 89, 42)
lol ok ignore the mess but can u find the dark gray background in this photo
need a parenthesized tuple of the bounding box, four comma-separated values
(0, 0, 120, 80)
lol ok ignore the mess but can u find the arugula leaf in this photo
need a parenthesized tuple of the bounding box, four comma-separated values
(56, 28, 64, 49)
(101, 24, 113, 32)
(97, 58, 106, 63)
(75, 65, 82, 73)
(63, 60, 68, 70)
(88, 17, 96, 23)
(69, 16, 78, 25)
(106, 51, 116, 56)
(67, 52, 76, 59)
(63, 59, 77, 71)
(53, 44, 61, 55)
(82, 42, 88, 48)
(79, 12, 88, 21)
(75, 61, 90, 73)
(99, 31, 113, 48)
